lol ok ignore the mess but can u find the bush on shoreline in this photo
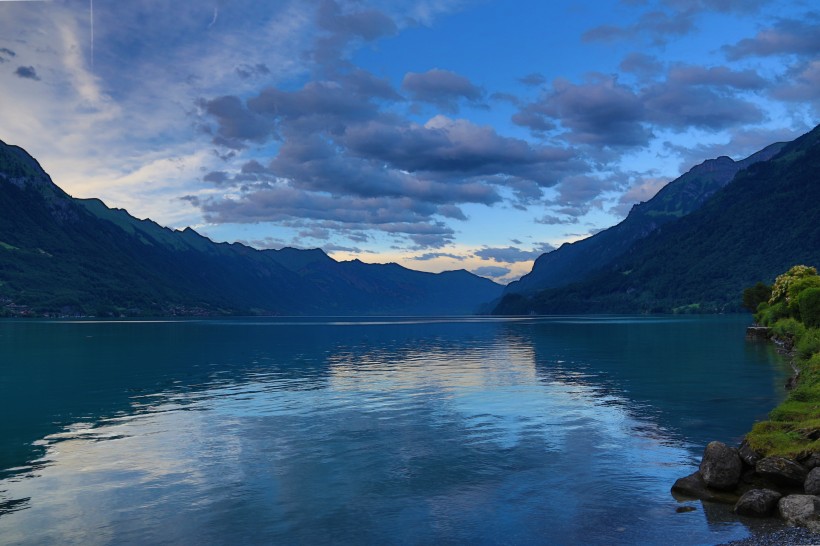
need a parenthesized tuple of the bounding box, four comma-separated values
(747, 265, 820, 457)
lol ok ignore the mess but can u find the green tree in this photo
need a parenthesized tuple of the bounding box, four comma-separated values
(770, 265, 819, 305)
(743, 282, 772, 313)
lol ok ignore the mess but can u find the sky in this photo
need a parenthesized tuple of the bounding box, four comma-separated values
(0, 0, 818, 284)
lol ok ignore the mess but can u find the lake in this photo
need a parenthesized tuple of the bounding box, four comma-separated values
(0, 315, 790, 545)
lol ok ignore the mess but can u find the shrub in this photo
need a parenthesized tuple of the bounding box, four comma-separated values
(800, 288, 820, 329)
(757, 301, 789, 326)
(797, 329, 820, 360)
(772, 317, 806, 341)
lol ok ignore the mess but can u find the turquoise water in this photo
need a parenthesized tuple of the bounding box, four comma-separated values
(0, 315, 789, 545)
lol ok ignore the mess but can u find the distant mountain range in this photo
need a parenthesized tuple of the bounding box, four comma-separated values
(495, 124, 820, 314)
(0, 140, 502, 317)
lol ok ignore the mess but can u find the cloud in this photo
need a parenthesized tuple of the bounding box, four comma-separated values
(515, 75, 651, 147)
(724, 16, 820, 59)
(311, 0, 398, 64)
(666, 64, 767, 90)
(585, 1, 773, 45)
(198, 95, 273, 149)
(514, 68, 766, 145)
(412, 252, 465, 261)
(14, 65, 40, 80)
(471, 265, 511, 278)
(642, 82, 764, 129)
(583, 10, 695, 45)
(235, 63, 270, 80)
(474, 243, 555, 263)
(535, 215, 579, 225)
(518, 73, 546, 86)
(619, 52, 663, 77)
(401, 68, 483, 112)
(771, 60, 820, 109)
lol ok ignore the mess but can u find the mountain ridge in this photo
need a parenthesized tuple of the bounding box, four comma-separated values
(505, 141, 786, 296)
(0, 139, 501, 317)
(494, 124, 820, 314)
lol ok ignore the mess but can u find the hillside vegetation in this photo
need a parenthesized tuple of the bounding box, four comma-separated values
(495, 124, 820, 315)
(746, 265, 820, 457)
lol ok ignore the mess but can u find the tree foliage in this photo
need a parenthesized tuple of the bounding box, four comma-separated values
(743, 282, 772, 312)
(800, 288, 820, 329)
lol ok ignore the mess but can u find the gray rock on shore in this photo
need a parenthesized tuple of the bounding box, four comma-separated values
(700, 441, 743, 490)
(757, 457, 808, 488)
(778, 494, 820, 528)
(734, 489, 782, 517)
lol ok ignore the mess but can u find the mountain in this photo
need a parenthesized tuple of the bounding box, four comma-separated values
(0, 140, 502, 317)
(505, 142, 785, 296)
(495, 124, 820, 314)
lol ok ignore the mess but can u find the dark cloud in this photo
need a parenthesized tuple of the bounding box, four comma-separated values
(475, 243, 555, 263)
(471, 266, 511, 278)
(586, 1, 772, 46)
(724, 16, 820, 59)
(519, 73, 546, 86)
(619, 52, 663, 77)
(312, 0, 398, 65)
(402, 69, 483, 112)
(0, 47, 15, 57)
(235, 63, 270, 80)
(515, 75, 651, 147)
(198, 95, 272, 149)
(514, 68, 766, 145)
(203, 171, 230, 184)
(14, 65, 39, 80)
(666, 64, 767, 89)
(661, 0, 771, 13)
(342, 116, 574, 183)
(642, 83, 764, 129)
(197, 185, 457, 248)
(412, 252, 465, 261)
(770, 60, 820, 108)
(583, 10, 695, 45)
(317, 0, 397, 41)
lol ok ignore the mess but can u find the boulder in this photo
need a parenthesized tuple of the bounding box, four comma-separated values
(778, 494, 820, 526)
(734, 489, 782, 517)
(738, 440, 763, 468)
(756, 457, 808, 488)
(671, 471, 740, 504)
(700, 441, 742, 490)
(801, 453, 820, 470)
(805, 468, 820, 495)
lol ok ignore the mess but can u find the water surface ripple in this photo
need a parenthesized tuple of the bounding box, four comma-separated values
(0, 315, 790, 544)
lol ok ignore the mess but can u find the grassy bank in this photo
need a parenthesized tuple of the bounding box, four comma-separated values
(745, 265, 820, 458)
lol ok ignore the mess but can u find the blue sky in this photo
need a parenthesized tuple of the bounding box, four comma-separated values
(0, 0, 818, 283)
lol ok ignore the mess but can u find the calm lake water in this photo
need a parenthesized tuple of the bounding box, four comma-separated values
(0, 315, 790, 545)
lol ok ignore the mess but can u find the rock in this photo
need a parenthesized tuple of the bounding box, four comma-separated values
(700, 441, 743, 490)
(671, 471, 740, 504)
(738, 440, 763, 468)
(778, 494, 820, 526)
(805, 468, 820, 495)
(800, 453, 820, 470)
(756, 457, 808, 488)
(734, 489, 782, 517)
(676, 506, 697, 513)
